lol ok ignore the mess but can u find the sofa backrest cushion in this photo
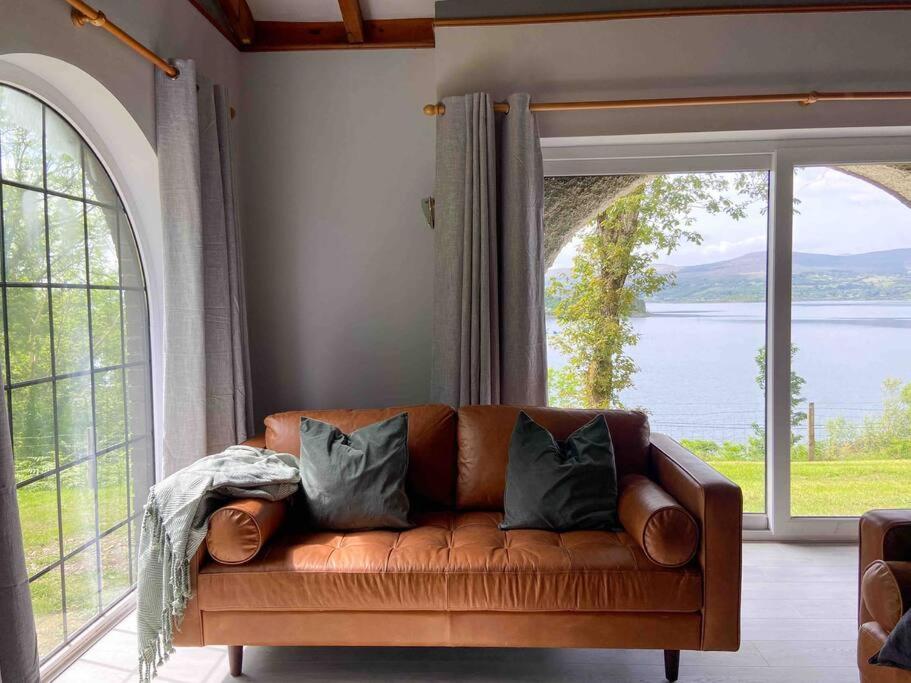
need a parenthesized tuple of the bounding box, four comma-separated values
(264, 404, 457, 509)
(456, 405, 651, 510)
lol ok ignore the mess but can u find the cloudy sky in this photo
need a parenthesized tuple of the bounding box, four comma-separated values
(550, 167, 911, 270)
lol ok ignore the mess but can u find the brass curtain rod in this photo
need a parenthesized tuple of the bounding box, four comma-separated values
(65, 0, 179, 79)
(422, 90, 911, 116)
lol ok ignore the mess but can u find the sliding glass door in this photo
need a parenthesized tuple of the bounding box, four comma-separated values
(544, 158, 772, 526)
(545, 137, 911, 539)
(788, 164, 911, 518)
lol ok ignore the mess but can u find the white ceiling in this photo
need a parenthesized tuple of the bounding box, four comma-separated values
(246, 0, 437, 22)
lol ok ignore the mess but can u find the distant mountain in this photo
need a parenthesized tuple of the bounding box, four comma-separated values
(546, 249, 911, 306)
(651, 248, 911, 302)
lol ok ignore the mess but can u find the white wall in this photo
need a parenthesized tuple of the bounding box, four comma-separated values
(435, 11, 911, 139)
(239, 51, 437, 421)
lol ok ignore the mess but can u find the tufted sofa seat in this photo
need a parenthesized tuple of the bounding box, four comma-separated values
(173, 404, 742, 682)
(197, 510, 703, 613)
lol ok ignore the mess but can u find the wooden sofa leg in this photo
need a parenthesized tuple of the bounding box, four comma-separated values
(664, 649, 680, 682)
(228, 645, 243, 677)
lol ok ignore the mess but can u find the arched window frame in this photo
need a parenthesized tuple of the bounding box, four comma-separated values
(0, 61, 157, 663)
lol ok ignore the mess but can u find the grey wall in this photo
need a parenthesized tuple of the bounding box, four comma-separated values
(2, 0, 241, 144)
(435, 11, 911, 139)
(239, 51, 436, 422)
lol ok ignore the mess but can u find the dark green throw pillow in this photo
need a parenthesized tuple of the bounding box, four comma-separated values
(299, 413, 411, 530)
(500, 411, 619, 531)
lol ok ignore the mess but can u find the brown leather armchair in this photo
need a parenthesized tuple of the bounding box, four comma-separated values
(859, 510, 911, 683)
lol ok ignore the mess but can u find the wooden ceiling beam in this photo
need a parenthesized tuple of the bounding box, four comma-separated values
(216, 0, 255, 45)
(248, 18, 434, 51)
(338, 0, 365, 43)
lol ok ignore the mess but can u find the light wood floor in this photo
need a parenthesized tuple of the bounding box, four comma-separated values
(54, 542, 860, 682)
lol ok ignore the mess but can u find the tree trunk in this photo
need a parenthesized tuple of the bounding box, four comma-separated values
(587, 189, 644, 407)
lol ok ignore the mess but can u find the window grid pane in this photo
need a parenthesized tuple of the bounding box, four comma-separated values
(115, 210, 134, 582)
(0, 84, 154, 662)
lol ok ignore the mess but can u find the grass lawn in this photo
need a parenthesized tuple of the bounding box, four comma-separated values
(17, 482, 134, 657)
(708, 459, 911, 516)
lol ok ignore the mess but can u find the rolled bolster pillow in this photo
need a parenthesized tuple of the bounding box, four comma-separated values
(206, 498, 288, 565)
(618, 474, 699, 568)
(241, 433, 267, 448)
(862, 560, 911, 633)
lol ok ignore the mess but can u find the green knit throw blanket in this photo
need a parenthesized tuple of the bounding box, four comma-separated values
(136, 446, 300, 682)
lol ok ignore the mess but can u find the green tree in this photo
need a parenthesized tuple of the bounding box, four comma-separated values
(549, 173, 766, 407)
(852, 378, 911, 459)
(752, 344, 807, 447)
(811, 378, 911, 461)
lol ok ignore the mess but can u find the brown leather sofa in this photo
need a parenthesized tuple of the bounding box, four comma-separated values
(173, 404, 743, 681)
(859, 510, 911, 683)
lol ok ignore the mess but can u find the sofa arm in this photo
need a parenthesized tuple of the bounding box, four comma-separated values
(859, 510, 911, 626)
(172, 496, 289, 647)
(206, 498, 289, 564)
(171, 543, 206, 647)
(242, 433, 267, 448)
(649, 433, 743, 651)
(618, 474, 699, 568)
(862, 560, 911, 634)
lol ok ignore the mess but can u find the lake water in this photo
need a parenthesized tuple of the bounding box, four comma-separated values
(546, 301, 911, 444)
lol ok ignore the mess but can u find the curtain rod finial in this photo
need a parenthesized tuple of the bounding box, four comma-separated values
(70, 7, 89, 27)
(423, 103, 445, 116)
(71, 6, 106, 27)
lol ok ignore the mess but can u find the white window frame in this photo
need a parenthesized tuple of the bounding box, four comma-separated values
(543, 131, 911, 541)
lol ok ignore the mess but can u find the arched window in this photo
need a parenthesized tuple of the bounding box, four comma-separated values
(0, 83, 154, 660)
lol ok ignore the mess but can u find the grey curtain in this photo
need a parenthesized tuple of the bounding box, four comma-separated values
(156, 60, 253, 475)
(431, 93, 547, 407)
(0, 368, 39, 683)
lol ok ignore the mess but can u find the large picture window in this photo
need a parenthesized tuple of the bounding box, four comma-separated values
(546, 171, 770, 514)
(544, 138, 911, 539)
(0, 84, 154, 659)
